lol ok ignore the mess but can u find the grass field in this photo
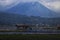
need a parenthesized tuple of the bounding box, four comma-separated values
(0, 34, 60, 40)
(0, 30, 60, 40)
(0, 30, 24, 32)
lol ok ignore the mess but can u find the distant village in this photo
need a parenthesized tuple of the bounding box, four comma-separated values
(0, 23, 60, 31)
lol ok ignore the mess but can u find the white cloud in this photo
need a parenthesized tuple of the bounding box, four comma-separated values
(0, 0, 21, 10)
(48, 1, 60, 10)
(38, 0, 60, 13)
(0, 0, 19, 6)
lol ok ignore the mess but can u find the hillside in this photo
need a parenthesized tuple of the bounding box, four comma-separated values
(5, 2, 60, 18)
(0, 12, 60, 27)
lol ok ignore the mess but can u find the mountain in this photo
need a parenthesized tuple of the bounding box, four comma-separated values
(0, 12, 42, 25)
(0, 12, 31, 25)
(0, 12, 60, 26)
(5, 2, 60, 18)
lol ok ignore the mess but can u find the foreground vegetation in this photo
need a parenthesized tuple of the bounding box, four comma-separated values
(0, 30, 24, 32)
(0, 34, 60, 40)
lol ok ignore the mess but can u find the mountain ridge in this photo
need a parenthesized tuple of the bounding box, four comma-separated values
(4, 2, 60, 18)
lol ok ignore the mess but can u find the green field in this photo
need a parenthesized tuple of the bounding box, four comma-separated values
(0, 34, 60, 40)
(0, 30, 24, 32)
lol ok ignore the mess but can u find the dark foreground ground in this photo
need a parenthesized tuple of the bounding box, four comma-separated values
(0, 34, 60, 40)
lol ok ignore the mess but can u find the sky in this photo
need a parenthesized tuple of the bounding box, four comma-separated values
(39, 0, 60, 13)
(0, 0, 20, 10)
(0, 0, 60, 13)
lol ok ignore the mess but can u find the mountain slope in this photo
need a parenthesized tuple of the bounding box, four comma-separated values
(0, 12, 60, 26)
(5, 2, 59, 18)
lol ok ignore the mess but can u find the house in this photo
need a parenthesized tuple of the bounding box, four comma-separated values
(16, 24, 32, 30)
